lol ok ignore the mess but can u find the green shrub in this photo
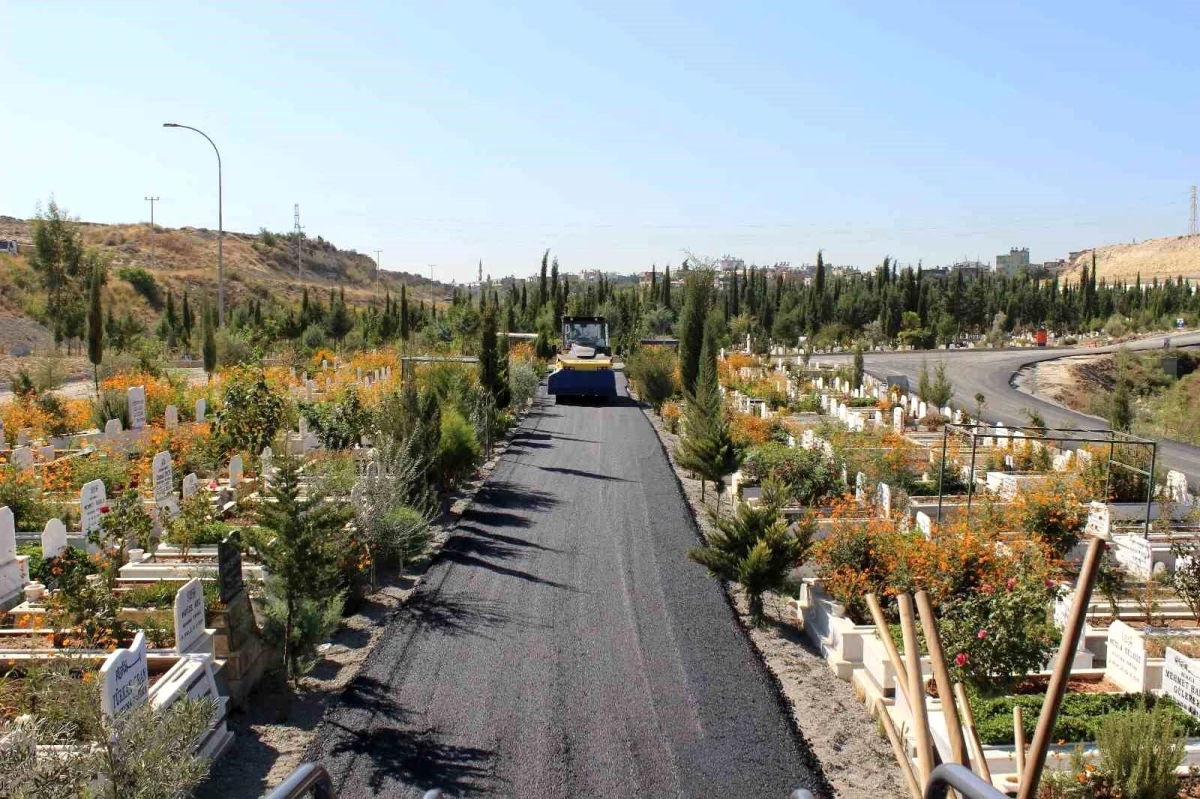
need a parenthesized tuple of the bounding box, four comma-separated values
(303, 388, 372, 450)
(971, 692, 1200, 747)
(626, 347, 679, 411)
(740, 443, 839, 505)
(508, 360, 540, 409)
(0, 466, 54, 531)
(117, 266, 163, 308)
(941, 570, 1061, 694)
(261, 579, 344, 680)
(1097, 704, 1185, 798)
(90, 387, 130, 430)
(436, 408, 481, 488)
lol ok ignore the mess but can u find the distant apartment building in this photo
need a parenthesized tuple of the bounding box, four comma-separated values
(995, 247, 1031, 275)
(1042, 259, 1067, 274)
(950, 259, 987, 278)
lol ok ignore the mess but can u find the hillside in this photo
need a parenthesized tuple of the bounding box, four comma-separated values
(0, 215, 452, 345)
(1065, 233, 1200, 285)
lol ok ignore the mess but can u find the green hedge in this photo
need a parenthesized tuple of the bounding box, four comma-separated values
(972, 692, 1200, 746)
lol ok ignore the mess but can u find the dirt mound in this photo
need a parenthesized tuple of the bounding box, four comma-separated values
(1065, 235, 1200, 285)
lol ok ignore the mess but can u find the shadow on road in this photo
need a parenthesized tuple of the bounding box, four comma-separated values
(534, 464, 632, 482)
(403, 590, 520, 641)
(440, 533, 577, 592)
(474, 480, 559, 512)
(458, 524, 563, 553)
(325, 681, 497, 796)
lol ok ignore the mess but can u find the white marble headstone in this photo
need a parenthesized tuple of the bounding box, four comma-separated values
(229, 454, 243, 487)
(41, 518, 67, 559)
(80, 479, 107, 536)
(194, 398, 207, 423)
(105, 418, 123, 437)
(127, 385, 147, 430)
(174, 578, 207, 655)
(100, 630, 149, 717)
(0, 506, 14, 563)
(182, 472, 199, 499)
(165, 405, 179, 430)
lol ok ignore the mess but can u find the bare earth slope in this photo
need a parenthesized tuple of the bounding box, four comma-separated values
(0, 215, 449, 319)
(1066, 234, 1200, 284)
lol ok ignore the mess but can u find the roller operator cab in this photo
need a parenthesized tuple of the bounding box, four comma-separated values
(546, 316, 618, 402)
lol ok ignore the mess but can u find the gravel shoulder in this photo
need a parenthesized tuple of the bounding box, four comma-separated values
(634, 395, 906, 799)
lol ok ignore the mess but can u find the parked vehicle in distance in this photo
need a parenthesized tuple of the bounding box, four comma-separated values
(0, 240, 19, 255)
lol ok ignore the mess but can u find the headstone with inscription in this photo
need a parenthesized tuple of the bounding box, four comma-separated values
(101, 630, 149, 717)
(165, 405, 179, 430)
(1165, 647, 1200, 718)
(228, 454, 243, 487)
(1105, 620, 1150, 692)
(195, 398, 207, 423)
(182, 472, 199, 499)
(174, 578, 208, 655)
(152, 450, 178, 518)
(127, 386, 147, 430)
(80, 479, 107, 536)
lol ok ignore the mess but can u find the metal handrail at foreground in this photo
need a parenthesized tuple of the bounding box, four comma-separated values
(264, 765, 444, 799)
(924, 764, 1006, 799)
(265, 763, 333, 799)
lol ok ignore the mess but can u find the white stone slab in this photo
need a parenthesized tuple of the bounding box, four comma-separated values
(80, 479, 107, 536)
(101, 630, 149, 717)
(174, 578, 207, 655)
(127, 385, 147, 430)
(41, 518, 67, 559)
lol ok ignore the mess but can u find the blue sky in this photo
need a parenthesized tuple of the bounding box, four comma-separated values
(2, 1, 1197, 282)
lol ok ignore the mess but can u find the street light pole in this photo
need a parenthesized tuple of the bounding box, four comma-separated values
(163, 123, 224, 327)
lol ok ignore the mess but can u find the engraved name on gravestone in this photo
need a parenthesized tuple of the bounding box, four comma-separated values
(127, 385, 147, 430)
(101, 630, 149, 717)
(80, 479, 107, 536)
(174, 577, 207, 654)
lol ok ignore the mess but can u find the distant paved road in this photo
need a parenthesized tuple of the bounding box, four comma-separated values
(310, 374, 825, 798)
(820, 331, 1200, 486)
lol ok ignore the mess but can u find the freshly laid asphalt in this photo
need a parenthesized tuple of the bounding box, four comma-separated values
(310, 373, 826, 798)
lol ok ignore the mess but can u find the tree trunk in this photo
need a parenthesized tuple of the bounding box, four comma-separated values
(284, 598, 295, 685)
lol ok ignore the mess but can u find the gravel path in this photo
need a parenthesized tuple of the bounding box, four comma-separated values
(308, 376, 825, 798)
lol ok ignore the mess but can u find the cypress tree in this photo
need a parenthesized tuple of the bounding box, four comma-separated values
(677, 270, 711, 394)
(662, 264, 672, 309)
(181, 290, 193, 346)
(87, 264, 103, 394)
(538, 250, 549, 308)
(675, 313, 733, 505)
(400, 284, 409, 341)
(202, 305, 217, 383)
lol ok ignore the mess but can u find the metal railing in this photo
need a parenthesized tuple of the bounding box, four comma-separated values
(265, 763, 334, 799)
(265, 764, 445, 799)
(923, 764, 1005, 799)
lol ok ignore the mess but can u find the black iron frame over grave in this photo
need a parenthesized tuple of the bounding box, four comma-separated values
(934, 422, 1158, 535)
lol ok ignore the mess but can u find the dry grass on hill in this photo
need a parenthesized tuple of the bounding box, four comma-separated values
(1065, 234, 1200, 285)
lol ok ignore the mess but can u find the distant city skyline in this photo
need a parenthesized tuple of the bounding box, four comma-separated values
(2, 2, 1197, 283)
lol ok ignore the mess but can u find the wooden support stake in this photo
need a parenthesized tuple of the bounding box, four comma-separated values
(916, 589, 970, 771)
(1018, 535, 1106, 799)
(954, 683, 993, 784)
(1014, 706, 1027, 777)
(878, 702, 924, 799)
(899, 594, 935, 789)
(867, 592, 910, 706)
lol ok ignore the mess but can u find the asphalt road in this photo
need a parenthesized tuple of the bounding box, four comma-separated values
(819, 330, 1200, 486)
(311, 374, 825, 798)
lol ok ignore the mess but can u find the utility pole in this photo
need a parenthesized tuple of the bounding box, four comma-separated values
(429, 264, 435, 310)
(144, 196, 160, 267)
(294, 204, 304, 280)
(374, 250, 382, 277)
(1190, 185, 1198, 237)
